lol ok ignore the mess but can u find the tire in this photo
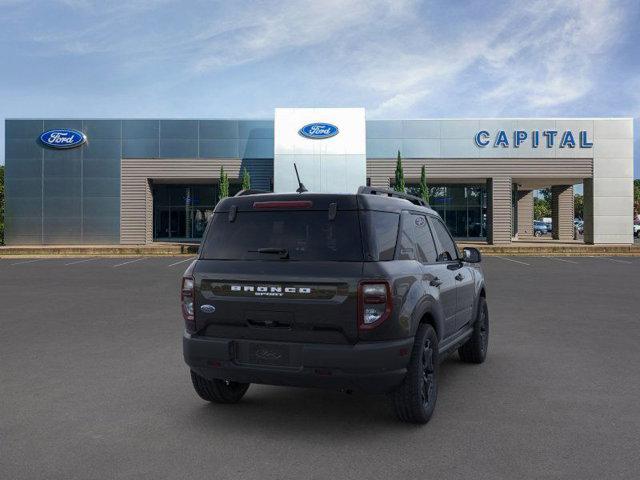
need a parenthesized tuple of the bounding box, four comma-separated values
(391, 324, 438, 424)
(534, 230, 542, 237)
(458, 297, 489, 364)
(190, 370, 250, 404)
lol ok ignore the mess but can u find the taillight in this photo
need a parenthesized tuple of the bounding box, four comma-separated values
(358, 281, 392, 330)
(181, 276, 195, 330)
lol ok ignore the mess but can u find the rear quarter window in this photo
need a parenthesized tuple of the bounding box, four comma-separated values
(361, 211, 399, 261)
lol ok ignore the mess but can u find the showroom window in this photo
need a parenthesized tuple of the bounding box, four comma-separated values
(404, 184, 488, 240)
(152, 183, 240, 241)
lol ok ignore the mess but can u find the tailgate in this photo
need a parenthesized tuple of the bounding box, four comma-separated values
(193, 260, 363, 344)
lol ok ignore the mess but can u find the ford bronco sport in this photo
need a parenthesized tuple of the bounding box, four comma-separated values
(182, 187, 488, 423)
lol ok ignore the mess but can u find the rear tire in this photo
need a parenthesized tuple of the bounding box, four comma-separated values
(391, 324, 438, 424)
(190, 370, 250, 404)
(458, 297, 489, 364)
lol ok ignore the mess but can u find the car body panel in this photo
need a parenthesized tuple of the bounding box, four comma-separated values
(182, 191, 486, 393)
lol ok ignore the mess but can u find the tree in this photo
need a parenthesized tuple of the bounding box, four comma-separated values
(394, 150, 405, 193)
(574, 193, 584, 220)
(242, 167, 251, 191)
(533, 196, 550, 220)
(419, 164, 429, 204)
(539, 187, 551, 203)
(0, 165, 4, 245)
(218, 165, 229, 201)
(533, 188, 551, 220)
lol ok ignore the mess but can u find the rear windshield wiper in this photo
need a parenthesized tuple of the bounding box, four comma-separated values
(249, 247, 290, 259)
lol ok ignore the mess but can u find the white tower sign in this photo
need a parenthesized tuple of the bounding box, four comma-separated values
(273, 108, 366, 193)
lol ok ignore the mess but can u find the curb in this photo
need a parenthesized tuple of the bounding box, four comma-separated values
(1, 244, 638, 258)
(460, 244, 640, 257)
(0, 245, 199, 257)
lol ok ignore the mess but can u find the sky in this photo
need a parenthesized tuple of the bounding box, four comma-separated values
(0, 0, 638, 177)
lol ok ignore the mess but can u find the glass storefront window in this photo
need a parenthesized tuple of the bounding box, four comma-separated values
(152, 183, 241, 241)
(405, 183, 487, 240)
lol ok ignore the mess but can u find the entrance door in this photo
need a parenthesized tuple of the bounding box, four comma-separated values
(155, 208, 171, 239)
(153, 184, 215, 241)
(170, 208, 187, 238)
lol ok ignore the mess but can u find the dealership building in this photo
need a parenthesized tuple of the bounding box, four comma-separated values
(4, 108, 634, 245)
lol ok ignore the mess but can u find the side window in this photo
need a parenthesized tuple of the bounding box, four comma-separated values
(412, 214, 438, 263)
(430, 217, 458, 262)
(397, 213, 417, 260)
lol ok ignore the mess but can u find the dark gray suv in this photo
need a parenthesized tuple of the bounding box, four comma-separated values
(182, 187, 488, 423)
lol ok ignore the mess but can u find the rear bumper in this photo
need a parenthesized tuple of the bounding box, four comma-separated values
(183, 333, 413, 393)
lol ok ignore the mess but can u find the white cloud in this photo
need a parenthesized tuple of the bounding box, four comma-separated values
(190, 0, 418, 72)
(353, 0, 627, 116)
(477, 0, 623, 112)
(0, 0, 632, 118)
(369, 88, 430, 117)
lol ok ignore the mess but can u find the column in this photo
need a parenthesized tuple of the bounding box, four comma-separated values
(486, 177, 512, 245)
(551, 185, 574, 241)
(590, 118, 634, 244)
(516, 190, 534, 240)
(583, 179, 594, 244)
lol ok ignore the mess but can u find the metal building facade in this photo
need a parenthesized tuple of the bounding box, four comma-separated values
(5, 119, 274, 245)
(4, 115, 634, 245)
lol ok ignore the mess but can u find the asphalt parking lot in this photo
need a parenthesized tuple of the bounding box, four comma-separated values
(1, 255, 639, 479)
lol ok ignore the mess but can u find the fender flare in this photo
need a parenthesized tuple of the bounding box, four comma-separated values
(411, 297, 446, 340)
(470, 280, 487, 324)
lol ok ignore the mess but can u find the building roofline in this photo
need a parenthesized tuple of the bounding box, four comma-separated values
(4, 116, 635, 121)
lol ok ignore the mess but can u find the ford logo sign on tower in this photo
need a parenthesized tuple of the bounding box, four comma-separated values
(274, 108, 365, 193)
(39, 129, 87, 149)
(298, 123, 339, 139)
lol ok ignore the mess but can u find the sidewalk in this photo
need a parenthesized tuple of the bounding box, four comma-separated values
(0, 243, 199, 257)
(1, 241, 639, 257)
(459, 240, 640, 256)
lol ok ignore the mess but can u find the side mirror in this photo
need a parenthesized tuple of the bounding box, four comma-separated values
(462, 247, 481, 263)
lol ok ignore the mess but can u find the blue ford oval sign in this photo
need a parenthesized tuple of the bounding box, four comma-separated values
(39, 129, 87, 149)
(298, 123, 339, 139)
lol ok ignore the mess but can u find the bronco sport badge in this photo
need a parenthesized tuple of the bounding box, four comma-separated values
(230, 285, 311, 297)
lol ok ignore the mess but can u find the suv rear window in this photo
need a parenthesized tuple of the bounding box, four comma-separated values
(201, 211, 364, 261)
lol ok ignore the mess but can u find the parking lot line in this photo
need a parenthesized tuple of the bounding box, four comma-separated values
(547, 257, 579, 265)
(605, 257, 633, 264)
(64, 258, 97, 266)
(493, 256, 531, 266)
(168, 257, 196, 267)
(113, 258, 144, 268)
(10, 259, 42, 266)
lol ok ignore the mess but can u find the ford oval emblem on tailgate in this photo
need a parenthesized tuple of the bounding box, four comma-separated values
(200, 304, 216, 313)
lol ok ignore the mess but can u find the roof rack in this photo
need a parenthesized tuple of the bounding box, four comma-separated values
(357, 186, 428, 207)
(234, 189, 269, 197)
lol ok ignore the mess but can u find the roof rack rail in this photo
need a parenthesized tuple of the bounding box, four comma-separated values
(357, 186, 428, 207)
(234, 189, 269, 197)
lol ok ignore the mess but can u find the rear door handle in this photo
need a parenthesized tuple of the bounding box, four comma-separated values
(455, 273, 464, 281)
(429, 277, 442, 287)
